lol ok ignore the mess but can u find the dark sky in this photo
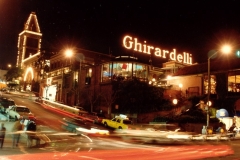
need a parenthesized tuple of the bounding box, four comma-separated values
(1, 0, 240, 69)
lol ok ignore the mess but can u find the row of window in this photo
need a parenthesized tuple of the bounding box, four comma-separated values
(203, 74, 240, 94)
(49, 60, 240, 95)
(101, 62, 164, 83)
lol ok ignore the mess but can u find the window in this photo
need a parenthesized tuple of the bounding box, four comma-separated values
(228, 72, 240, 92)
(112, 62, 132, 81)
(85, 68, 92, 85)
(16, 107, 30, 113)
(101, 62, 149, 82)
(102, 63, 112, 82)
(133, 63, 147, 81)
(204, 75, 216, 94)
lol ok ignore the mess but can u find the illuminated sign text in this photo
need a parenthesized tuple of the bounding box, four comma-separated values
(123, 35, 192, 65)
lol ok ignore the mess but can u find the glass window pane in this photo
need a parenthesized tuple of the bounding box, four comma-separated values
(102, 63, 111, 82)
(228, 74, 240, 92)
(133, 63, 147, 81)
(112, 62, 132, 81)
(204, 75, 216, 94)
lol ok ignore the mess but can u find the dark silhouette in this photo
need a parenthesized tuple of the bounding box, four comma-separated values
(11, 119, 22, 148)
(0, 123, 6, 148)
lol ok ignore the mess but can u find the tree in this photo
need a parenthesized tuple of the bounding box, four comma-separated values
(4, 67, 23, 81)
(101, 88, 119, 116)
(81, 87, 101, 113)
(115, 79, 166, 113)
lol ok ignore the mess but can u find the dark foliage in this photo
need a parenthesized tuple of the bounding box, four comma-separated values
(4, 67, 23, 81)
(115, 79, 166, 113)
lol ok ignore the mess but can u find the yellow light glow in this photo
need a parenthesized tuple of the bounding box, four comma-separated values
(179, 83, 183, 88)
(167, 75, 172, 80)
(207, 101, 212, 107)
(24, 67, 34, 81)
(173, 99, 178, 105)
(221, 45, 232, 54)
(65, 49, 73, 57)
(122, 35, 193, 65)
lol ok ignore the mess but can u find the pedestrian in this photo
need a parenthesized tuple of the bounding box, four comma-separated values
(202, 126, 207, 135)
(0, 123, 6, 148)
(12, 118, 23, 148)
(26, 120, 38, 147)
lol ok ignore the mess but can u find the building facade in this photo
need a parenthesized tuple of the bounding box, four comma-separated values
(16, 12, 42, 92)
(170, 58, 240, 116)
(16, 13, 240, 117)
(42, 51, 189, 114)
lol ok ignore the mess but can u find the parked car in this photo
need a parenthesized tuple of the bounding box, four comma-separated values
(0, 88, 9, 92)
(0, 97, 15, 113)
(73, 106, 88, 115)
(83, 112, 105, 124)
(5, 88, 17, 94)
(6, 105, 35, 121)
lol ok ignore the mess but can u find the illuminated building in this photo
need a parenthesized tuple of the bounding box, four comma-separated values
(16, 12, 42, 92)
(15, 13, 240, 117)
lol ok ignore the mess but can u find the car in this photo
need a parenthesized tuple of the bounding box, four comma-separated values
(102, 114, 132, 129)
(72, 106, 88, 115)
(83, 112, 106, 124)
(6, 105, 35, 121)
(92, 112, 106, 124)
(0, 97, 15, 113)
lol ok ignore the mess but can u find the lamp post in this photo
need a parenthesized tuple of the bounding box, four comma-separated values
(75, 53, 85, 105)
(60, 49, 74, 103)
(206, 45, 232, 128)
(64, 49, 85, 105)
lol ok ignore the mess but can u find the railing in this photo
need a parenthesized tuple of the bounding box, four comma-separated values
(40, 98, 87, 116)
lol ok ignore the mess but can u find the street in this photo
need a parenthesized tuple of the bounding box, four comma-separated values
(1, 93, 240, 159)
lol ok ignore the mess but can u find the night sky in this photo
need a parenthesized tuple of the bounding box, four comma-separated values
(1, 0, 240, 69)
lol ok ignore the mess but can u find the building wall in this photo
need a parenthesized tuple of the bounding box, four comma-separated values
(168, 75, 203, 97)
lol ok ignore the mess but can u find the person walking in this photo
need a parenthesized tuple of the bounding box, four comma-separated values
(202, 126, 207, 135)
(12, 119, 23, 148)
(0, 123, 6, 148)
(26, 120, 38, 147)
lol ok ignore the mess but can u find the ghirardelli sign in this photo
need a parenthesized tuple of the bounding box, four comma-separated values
(123, 35, 192, 65)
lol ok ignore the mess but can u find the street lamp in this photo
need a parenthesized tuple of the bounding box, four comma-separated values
(60, 49, 74, 103)
(172, 98, 178, 105)
(64, 49, 85, 105)
(8, 64, 12, 69)
(206, 45, 232, 128)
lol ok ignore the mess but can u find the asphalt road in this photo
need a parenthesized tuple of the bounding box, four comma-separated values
(1, 93, 240, 159)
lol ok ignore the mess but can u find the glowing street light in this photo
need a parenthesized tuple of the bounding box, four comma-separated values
(206, 44, 232, 128)
(63, 49, 85, 105)
(65, 49, 74, 57)
(179, 83, 183, 90)
(172, 99, 178, 105)
(60, 49, 75, 102)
